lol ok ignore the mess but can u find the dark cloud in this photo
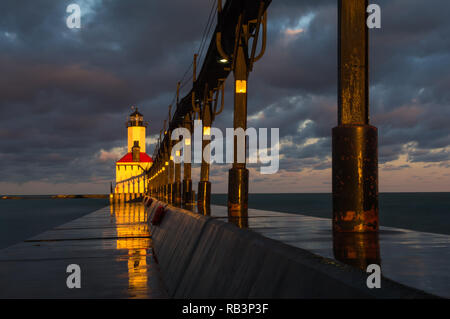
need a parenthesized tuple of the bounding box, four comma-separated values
(0, 0, 448, 192)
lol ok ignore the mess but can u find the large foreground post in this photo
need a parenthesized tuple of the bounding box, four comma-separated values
(333, 0, 378, 232)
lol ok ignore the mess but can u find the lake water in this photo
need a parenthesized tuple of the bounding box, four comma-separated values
(211, 192, 450, 235)
(0, 192, 448, 249)
(0, 198, 109, 249)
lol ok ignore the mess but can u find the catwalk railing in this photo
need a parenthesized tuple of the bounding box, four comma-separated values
(118, 0, 379, 235)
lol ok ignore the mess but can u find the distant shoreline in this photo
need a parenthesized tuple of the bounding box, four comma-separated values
(1, 194, 109, 200)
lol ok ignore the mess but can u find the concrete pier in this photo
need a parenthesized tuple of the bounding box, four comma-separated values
(0, 203, 167, 298)
(1, 198, 448, 298)
(146, 198, 449, 298)
(208, 205, 450, 298)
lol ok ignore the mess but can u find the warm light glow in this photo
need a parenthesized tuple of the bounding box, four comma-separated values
(219, 58, 228, 63)
(170, 155, 174, 160)
(235, 80, 247, 93)
(113, 204, 150, 294)
(185, 138, 191, 146)
(203, 126, 211, 135)
(176, 150, 180, 156)
(165, 161, 168, 166)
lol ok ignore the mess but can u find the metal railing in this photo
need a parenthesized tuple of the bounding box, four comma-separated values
(143, 0, 379, 234)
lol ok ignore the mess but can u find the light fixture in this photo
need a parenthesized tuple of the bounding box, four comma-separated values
(203, 126, 211, 136)
(219, 58, 228, 63)
(235, 80, 247, 93)
(185, 138, 191, 146)
(165, 161, 168, 166)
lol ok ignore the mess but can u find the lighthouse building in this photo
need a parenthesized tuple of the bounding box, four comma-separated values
(114, 109, 152, 202)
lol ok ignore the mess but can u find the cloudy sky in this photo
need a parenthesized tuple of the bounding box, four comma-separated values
(0, 0, 449, 194)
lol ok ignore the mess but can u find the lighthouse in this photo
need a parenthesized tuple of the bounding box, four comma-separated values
(113, 108, 153, 202)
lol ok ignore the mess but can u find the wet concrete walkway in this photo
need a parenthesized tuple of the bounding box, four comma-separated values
(1, 201, 448, 298)
(208, 205, 450, 298)
(0, 203, 167, 298)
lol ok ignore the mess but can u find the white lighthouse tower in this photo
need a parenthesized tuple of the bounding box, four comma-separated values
(113, 108, 153, 202)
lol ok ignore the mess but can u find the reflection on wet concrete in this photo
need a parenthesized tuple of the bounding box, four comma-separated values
(332, 232, 381, 271)
(110, 203, 151, 296)
(228, 215, 249, 229)
(208, 204, 450, 298)
(0, 204, 167, 298)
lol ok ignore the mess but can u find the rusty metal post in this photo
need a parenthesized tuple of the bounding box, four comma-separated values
(228, 39, 249, 222)
(164, 148, 169, 203)
(159, 161, 162, 200)
(174, 156, 182, 207)
(333, 0, 378, 232)
(156, 161, 160, 199)
(183, 56, 196, 209)
(198, 91, 212, 216)
(159, 158, 163, 200)
(167, 140, 174, 204)
(156, 163, 160, 199)
(153, 164, 156, 199)
(171, 85, 183, 207)
(153, 166, 157, 197)
(159, 162, 163, 201)
(182, 113, 193, 207)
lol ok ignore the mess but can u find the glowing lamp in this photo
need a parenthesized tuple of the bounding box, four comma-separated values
(235, 80, 247, 93)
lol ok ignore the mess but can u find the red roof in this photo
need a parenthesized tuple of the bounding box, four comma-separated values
(116, 152, 153, 163)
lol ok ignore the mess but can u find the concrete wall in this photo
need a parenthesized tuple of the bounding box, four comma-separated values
(144, 197, 434, 299)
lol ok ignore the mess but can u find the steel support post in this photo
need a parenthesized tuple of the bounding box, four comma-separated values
(158, 161, 162, 200)
(168, 142, 174, 204)
(174, 152, 182, 207)
(228, 43, 249, 224)
(182, 113, 193, 207)
(174, 167, 182, 207)
(333, 0, 378, 232)
(198, 96, 212, 216)
(164, 150, 169, 203)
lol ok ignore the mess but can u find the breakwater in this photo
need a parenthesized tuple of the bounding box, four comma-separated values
(144, 196, 438, 298)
